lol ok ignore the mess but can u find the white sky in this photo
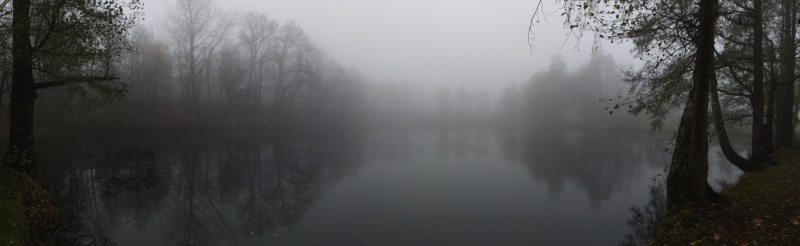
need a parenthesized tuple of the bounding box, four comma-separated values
(140, 0, 641, 93)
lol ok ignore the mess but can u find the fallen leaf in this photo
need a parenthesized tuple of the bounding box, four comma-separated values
(713, 234, 721, 241)
(791, 220, 799, 226)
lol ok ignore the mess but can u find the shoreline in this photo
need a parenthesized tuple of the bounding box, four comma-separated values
(652, 144, 800, 245)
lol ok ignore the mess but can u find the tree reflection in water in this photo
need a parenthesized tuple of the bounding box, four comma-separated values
(49, 147, 170, 245)
(167, 151, 234, 245)
(495, 128, 669, 206)
(621, 181, 667, 246)
(43, 134, 363, 245)
(37, 130, 740, 245)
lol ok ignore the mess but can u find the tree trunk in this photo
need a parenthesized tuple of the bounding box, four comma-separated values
(1, 0, 37, 173)
(775, 0, 796, 148)
(0, 76, 6, 105)
(666, 0, 719, 209)
(793, 84, 799, 133)
(766, 38, 778, 157)
(750, 0, 774, 161)
(792, 86, 800, 135)
(711, 75, 767, 172)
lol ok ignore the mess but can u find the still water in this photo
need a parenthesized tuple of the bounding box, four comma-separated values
(37, 128, 741, 245)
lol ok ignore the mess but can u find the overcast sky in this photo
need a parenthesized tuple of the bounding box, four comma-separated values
(141, 0, 640, 93)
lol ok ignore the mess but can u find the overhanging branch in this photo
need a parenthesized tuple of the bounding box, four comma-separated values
(717, 88, 751, 98)
(34, 76, 120, 90)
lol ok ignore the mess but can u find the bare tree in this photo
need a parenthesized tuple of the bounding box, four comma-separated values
(239, 12, 277, 104)
(167, 0, 217, 103)
(218, 45, 246, 105)
(266, 22, 320, 118)
(127, 26, 172, 102)
(142, 42, 174, 102)
(201, 11, 238, 103)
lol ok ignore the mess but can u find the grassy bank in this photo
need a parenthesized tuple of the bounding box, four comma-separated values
(653, 146, 800, 245)
(0, 167, 62, 246)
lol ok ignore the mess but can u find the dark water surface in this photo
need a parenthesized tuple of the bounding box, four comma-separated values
(36, 128, 742, 245)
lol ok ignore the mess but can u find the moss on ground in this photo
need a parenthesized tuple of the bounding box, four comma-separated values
(0, 167, 62, 246)
(653, 147, 800, 245)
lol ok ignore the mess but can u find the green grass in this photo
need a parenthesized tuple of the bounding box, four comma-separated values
(653, 146, 800, 245)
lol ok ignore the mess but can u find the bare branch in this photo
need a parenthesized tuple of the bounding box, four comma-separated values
(34, 76, 120, 90)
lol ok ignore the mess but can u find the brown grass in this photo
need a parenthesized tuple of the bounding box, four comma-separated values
(0, 167, 63, 246)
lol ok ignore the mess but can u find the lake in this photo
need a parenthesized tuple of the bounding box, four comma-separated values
(35, 128, 742, 245)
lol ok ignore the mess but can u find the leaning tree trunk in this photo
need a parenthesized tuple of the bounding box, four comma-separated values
(1, 0, 37, 173)
(711, 76, 767, 172)
(666, 0, 720, 210)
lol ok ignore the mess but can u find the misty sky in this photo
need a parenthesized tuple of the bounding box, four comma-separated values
(142, 0, 641, 93)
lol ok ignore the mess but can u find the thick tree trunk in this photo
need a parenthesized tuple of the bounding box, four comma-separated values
(775, 0, 796, 148)
(750, 0, 774, 161)
(0, 77, 6, 105)
(794, 84, 799, 133)
(767, 40, 778, 156)
(1, 0, 37, 173)
(667, 0, 719, 209)
(711, 76, 767, 172)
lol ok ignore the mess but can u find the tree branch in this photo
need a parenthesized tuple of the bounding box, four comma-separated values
(34, 76, 120, 90)
(724, 114, 752, 122)
(717, 87, 751, 98)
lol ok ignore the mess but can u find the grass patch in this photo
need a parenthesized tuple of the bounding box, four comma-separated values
(0, 167, 30, 245)
(0, 167, 62, 246)
(653, 147, 800, 245)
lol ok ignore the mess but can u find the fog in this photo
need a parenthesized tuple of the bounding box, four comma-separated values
(141, 0, 640, 93)
(4, 0, 753, 245)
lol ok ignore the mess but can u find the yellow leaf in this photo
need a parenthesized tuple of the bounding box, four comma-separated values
(791, 220, 799, 226)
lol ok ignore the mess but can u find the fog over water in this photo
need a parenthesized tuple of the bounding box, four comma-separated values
(141, 0, 640, 92)
(5, 0, 756, 245)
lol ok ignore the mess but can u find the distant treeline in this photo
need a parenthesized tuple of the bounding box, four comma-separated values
(0, 0, 366, 133)
(496, 52, 650, 132)
(0, 0, 651, 134)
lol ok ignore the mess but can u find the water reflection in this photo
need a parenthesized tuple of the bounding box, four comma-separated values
(621, 182, 667, 246)
(493, 128, 669, 206)
(35, 129, 742, 245)
(364, 128, 673, 207)
(433, 129, 489, 159)
(99, 147, 170, 233)
(167, 150, 234, 245)
(43, 147, 171, 245)
(41, 134, 363, 246)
